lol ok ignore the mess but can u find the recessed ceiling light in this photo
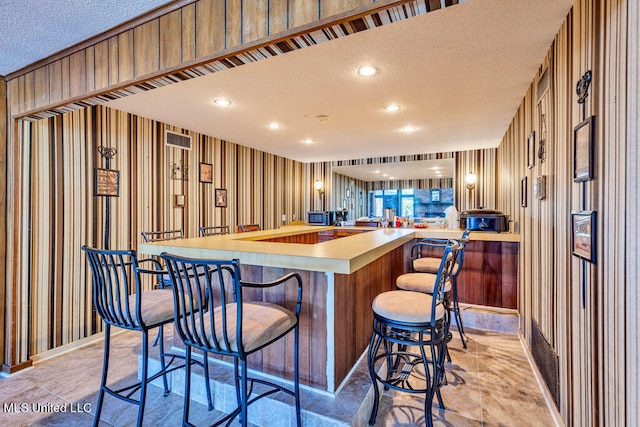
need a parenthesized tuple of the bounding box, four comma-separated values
(383, 173, 389, 177)
(358, 66, 377, 77)
(400, 126, 417, 133)
(389, 177, 395, 180)
(385, 104, 401, 112)
(268, 122, 281, 129)
(213, 98, 232, 107)
(374, 170, 380, 174)
(303, 138, 314, 144)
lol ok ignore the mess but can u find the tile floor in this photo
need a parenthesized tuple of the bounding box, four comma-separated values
(0, 326, 555, 426)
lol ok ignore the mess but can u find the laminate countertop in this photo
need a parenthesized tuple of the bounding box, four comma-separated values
(139, 225, 519, 275)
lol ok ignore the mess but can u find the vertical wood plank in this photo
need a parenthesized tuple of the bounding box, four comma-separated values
(94, 41, 110, 91)
(33, 66, 49, 110)
(181, 3, 196, 63)
(134, 19, 160, 77)
(160, 10, 182, 69)
(226, 0, 243, 48)
(69, 51, 87, 98)
(195, 0, 226, 58)
(118, 31, 134, 82)
(288, 0, 319, 28)
(269, 0, 288, 34)
(242, 0, 268, 43)
(320, 0, 370, 19)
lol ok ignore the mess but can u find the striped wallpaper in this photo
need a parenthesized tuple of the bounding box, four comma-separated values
(496, 0, 638, 425)
(21, 105, 308, 358)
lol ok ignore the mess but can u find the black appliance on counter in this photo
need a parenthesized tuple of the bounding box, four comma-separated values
(459, 209, 510, 232)
(307, 210, 349, 226)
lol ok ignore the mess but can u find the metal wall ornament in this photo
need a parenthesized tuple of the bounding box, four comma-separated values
(534, 176, 546, 200)
(170, 160, 189, 181)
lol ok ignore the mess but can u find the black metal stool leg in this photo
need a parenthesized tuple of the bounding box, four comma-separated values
(367, 330, 383, 426)
(294, 325, 302, 426)
(157, 324, 170, 396)
(201, 350, 213, 410)
(419, 337, 435, 427)
(182, 346, 192, 427)
(137, 331, 149, 427)
(93, 324, 110, 427)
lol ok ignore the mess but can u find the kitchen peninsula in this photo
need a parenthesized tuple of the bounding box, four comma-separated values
(139, 226, 519, 394)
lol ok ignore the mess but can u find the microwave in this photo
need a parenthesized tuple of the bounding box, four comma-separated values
(308, 211, 329, 226)
(307, 211, 349, 226)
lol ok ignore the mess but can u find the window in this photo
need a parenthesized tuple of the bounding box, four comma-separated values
(368, 187, 453, 218)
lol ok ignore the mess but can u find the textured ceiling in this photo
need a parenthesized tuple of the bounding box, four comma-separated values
(0, 0, 173, 76)
(107, 0, 574, 164)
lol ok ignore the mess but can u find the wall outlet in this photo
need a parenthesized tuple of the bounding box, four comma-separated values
(293, 214, 297, 220)
(282, 214, 286, 222)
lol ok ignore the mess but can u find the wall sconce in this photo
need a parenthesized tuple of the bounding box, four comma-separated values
(314, 180, 325, 211)
(464, 172, 477, 208)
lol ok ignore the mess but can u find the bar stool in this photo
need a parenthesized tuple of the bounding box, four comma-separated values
(237, 224, 260, 233)
(160, 253, 302, 427)
(368, 241, 460, 427)
(405, 230, 470, 348)
(82, 246, 186, 427)
(199, 225, 230, 236)
(140, 229, 214, 410)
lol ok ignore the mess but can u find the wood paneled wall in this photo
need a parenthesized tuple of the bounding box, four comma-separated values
(496, 0, 638, 425)
(9, 105, 307, 364)
(0, 78, 6, 366)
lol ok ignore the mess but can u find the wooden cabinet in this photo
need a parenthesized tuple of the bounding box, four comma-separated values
(318, 230, 334, 242)
(413, 238, 518, 309)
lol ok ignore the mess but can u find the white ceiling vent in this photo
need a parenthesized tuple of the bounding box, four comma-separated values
(165, 130, 192, 150)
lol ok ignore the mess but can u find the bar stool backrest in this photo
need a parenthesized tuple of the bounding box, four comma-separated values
(160, 254, 244, 355)
(199, 225, 230, 237)
(141, 229, 184, 242)
(238, 224, 260, 233)
(83, 246, 160, 329)
(451, 230, 470, 278)
(430, 240, 460, 321)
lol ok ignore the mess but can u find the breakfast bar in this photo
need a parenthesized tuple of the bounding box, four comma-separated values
(140, 225, 519, 394)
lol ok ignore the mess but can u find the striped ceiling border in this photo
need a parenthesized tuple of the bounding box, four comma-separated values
(22, 0, 458, 121)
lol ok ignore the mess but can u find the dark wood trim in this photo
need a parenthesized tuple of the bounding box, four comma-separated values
(2, 360, 33, 374)
(6, 0, 196, 80)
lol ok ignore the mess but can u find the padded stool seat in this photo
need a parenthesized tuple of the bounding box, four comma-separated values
(396, 273, 451, 294)
(191, 302, 297, 353)
(127, 289, 175, 327)
(373, 290, 445, 323)
(412, 257, 441, 273)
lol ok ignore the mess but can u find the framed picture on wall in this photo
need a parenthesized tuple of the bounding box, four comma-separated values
(571, 210, 596, 263)
(527, 131, 536, 169)
(573, 116, 595, 182)
(215, 188, 227, 208)
(94, 168, 120, 197)
(520, 177, 527, 207)
(199, 162, 213, 183)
